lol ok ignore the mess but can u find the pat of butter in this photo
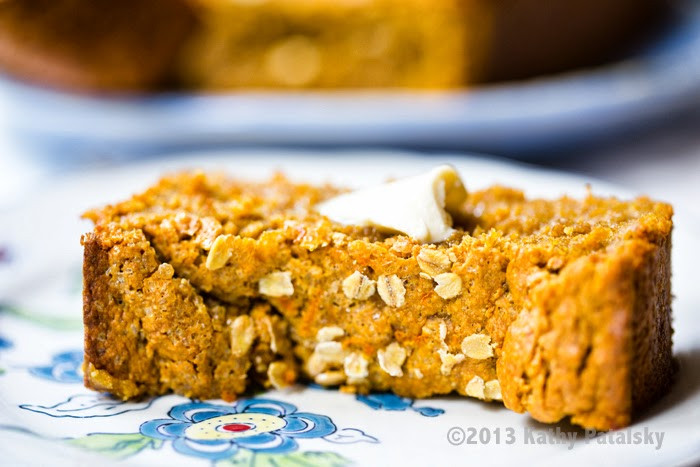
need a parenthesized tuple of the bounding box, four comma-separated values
(316, 165, 467, 243)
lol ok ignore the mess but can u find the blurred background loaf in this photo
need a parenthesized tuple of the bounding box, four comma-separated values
(0, 0, 670, 91)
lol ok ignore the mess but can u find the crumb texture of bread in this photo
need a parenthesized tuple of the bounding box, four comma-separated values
(82, 172, 674, 430)
(82, 223, 296, 400)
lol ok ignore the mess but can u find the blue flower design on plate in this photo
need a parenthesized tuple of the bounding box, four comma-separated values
(140, 398, 336, 460)
(0, 336, 12, 350)
(0, 335, 11, 375)
(356, 393, 444, 417)
(29, 350, 83, 383)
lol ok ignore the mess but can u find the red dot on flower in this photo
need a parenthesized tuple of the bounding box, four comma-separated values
(221, 423, 253, 432)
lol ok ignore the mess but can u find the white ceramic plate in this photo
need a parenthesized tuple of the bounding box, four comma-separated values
(0, 151, 698, 466)
(1, 1, 700, 159)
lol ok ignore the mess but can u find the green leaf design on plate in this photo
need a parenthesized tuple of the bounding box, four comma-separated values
(0, 367, 5, 375)
(216, 450, 350, 467)
(0, 304, 82, 331)
(215, 449, 256, 466)
(68, 433, 163, 459)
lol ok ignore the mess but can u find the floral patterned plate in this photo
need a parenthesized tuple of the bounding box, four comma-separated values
(1, 151, 699, 466)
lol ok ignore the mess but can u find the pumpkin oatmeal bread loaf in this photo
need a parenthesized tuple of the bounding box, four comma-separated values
(82, 171, 674, 431)
(179, 0, 666, 89)
(0, 0, 667, 90)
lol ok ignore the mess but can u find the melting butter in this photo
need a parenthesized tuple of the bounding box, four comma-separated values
(316, 165, 467, 243)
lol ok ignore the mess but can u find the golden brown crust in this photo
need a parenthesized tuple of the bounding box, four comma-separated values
(500, 241, 651, 429)
(630, 233, 675, 413)
(82, 172, 674, 430)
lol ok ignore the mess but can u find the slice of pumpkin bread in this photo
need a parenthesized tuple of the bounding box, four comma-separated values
(82, 223, 297, 400)
(82, 171, 673, 430)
